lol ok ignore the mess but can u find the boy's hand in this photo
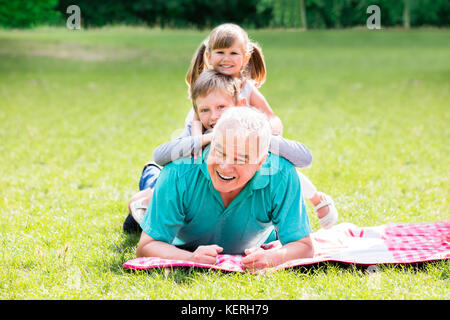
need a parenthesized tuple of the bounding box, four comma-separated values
(190, 245, 223, 265)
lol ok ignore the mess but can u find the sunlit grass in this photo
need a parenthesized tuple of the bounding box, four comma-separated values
(0, 27, 448, 299)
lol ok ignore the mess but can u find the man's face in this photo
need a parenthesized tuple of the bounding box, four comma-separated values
(195, 89, 234, 131)
(207, 130, 267, 197)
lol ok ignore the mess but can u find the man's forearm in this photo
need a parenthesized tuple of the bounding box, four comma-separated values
(268, 237, 314, 265)
(136, 233, 193, 260)
(242, 236, 314, 270)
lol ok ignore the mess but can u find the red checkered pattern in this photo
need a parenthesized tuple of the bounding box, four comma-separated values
(123, 221, 450, 273)
(382, 220, 450, 263)
(123, 254, 245, 272)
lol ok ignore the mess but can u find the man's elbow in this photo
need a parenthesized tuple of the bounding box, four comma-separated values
(136, 241, 145, 258)
(136, 232, 153, 258)
(297, 236, 314, 259)
(304, 241, 314, 258)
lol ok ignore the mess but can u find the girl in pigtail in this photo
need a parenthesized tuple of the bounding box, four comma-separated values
(184, 24, 338, 229)
(185, 23, 282, 138)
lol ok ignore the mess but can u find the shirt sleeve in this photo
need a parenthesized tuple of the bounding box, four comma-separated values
(185, 108, 195, 127)
(270, 161, 311, 244)
(140, 164, 186, 243)
(269, 135, 313, 168)
(152, 123, 202, 166)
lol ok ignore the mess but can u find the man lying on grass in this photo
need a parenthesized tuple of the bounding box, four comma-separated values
(136, 107, 313, 270)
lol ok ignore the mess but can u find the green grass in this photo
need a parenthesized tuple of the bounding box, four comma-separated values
(0, 26, 449, 299)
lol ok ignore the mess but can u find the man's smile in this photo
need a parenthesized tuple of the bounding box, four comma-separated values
(217, 171, 236, 181)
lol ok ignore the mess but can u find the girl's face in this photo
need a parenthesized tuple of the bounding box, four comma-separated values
(206, 41, 249, 78)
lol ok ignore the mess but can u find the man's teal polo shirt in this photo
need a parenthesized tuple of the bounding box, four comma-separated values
(140, 146, 311, 254)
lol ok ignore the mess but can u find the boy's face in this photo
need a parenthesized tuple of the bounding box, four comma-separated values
(195, 89, 237, 131)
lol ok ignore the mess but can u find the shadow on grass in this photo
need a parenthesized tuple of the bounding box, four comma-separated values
(106, 229, 204, 285)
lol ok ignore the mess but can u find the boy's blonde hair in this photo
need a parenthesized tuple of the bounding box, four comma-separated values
(191, 70, 241, 115)
(186, 23, 266, 92)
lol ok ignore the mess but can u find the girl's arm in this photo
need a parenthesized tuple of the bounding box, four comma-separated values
(269, 135, 313, 168)
(152, 123, 213, 166)
(248, 86, 274, 116)
(249, 86, 283, 135)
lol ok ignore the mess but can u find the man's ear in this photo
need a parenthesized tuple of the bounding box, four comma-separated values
(255, 153, 268, 170)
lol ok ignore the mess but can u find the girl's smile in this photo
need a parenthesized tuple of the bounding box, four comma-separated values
(206, 42, 249, 78)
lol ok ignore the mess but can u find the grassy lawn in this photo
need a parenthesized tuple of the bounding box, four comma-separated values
(0, 26, 448, 299)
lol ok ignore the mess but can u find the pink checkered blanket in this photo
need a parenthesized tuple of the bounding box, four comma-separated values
(123, 221, 450, 273)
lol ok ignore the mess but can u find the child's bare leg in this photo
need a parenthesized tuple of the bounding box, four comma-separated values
(128, 188, 154, 225)
(128, 188, 153, 213)
(309, 193, 329, 218)
(124, 162, 160, 233)
(297, 171, 338, 229)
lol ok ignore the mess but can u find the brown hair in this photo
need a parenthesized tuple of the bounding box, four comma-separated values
(191, 70, 241, 115)
(185, 23, 266, 93)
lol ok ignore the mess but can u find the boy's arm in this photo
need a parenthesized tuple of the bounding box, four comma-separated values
(152, 124, 213, 166)
(269, 135, 313, 168)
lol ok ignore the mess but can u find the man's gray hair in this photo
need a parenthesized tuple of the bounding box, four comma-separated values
(213, 107, 271, 162)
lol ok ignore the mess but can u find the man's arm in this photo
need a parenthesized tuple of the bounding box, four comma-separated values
(242, 158, 313, 271)
(136, 231, 223, 265)
(241, 236, 314, 270)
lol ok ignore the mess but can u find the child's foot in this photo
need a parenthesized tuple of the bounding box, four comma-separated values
(130, 198, 149, 225)
(310, 192, 338, 229)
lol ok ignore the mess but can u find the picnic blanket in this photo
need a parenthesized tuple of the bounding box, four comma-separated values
(123, 221, 450, 273)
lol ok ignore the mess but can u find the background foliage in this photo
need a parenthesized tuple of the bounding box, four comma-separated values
(0, 0, 448, 29)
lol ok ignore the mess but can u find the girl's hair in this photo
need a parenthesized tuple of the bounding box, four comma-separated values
(185, 23, 266, 95)
(191, 69, 241, 115)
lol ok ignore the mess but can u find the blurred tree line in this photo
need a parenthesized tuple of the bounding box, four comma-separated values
(0, 0, 448, 29)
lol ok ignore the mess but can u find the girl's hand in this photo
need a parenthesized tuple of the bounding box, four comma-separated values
(190, 120, 204, 160)
(269, 116, 283, 136)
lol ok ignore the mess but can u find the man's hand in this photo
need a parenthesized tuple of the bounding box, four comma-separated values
(191, 245, 223, 265)
(242, 247, 273, 271)
(242, 237, 314, 271)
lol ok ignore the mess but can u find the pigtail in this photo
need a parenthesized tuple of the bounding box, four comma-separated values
(245, 42, 266, 88)
(185, 40, 208, 97)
